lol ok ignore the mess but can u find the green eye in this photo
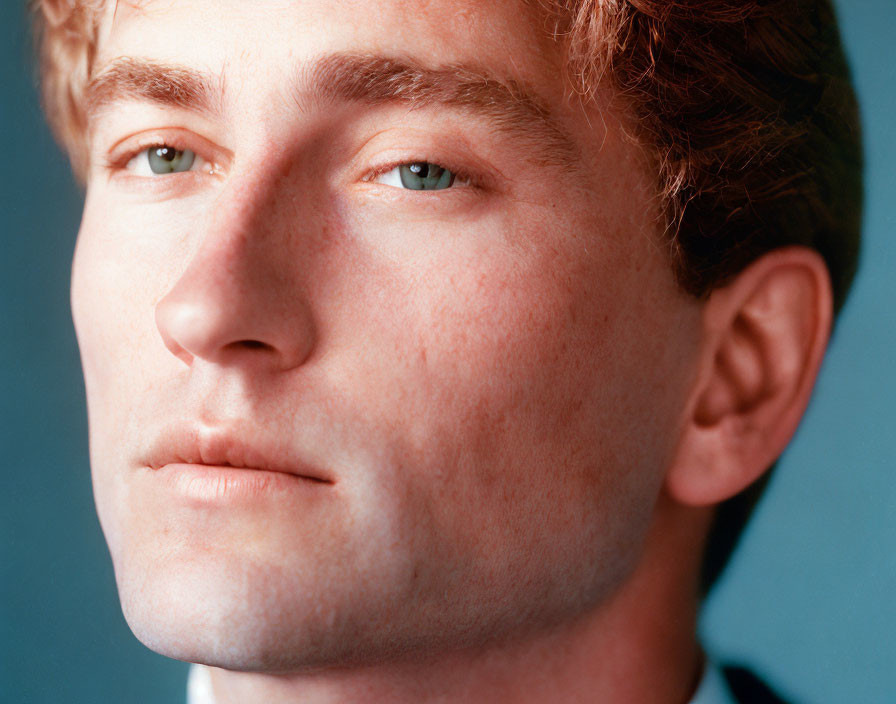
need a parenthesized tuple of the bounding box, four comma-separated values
(146, 146, 196, 174)
(398, 162, 455, 190)
(374, 162, 461, 190)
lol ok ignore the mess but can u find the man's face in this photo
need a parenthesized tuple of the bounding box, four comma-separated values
(73, 0, 702, 669)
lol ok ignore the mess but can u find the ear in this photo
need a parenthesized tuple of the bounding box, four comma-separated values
(39, 0, 75, 27)
(665, 247, 833, 507)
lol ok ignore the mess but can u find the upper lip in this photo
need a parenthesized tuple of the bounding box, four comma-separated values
(143, 422, 334, 484)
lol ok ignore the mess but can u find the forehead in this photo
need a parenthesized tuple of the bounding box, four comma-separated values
(89, 0, 639, 183)
(98, 0, 559, 80)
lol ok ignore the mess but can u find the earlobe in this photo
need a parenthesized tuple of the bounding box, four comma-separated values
(665, 247, 834, 507)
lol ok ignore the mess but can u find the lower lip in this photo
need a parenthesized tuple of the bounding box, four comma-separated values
(150, 463, 329, 502)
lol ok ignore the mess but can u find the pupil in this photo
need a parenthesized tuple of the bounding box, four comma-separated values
(409, 163, 427, 176)
(155, 147, 177, 162)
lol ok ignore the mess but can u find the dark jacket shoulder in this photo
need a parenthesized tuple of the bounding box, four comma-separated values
(722, 665, 793, 704)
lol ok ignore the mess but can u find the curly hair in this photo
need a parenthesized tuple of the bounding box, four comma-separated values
(30, 0, 863, 592)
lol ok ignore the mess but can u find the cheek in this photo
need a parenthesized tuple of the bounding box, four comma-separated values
(71, 221, 129, 554)
(366, 218, 677, 476)
(71, 192, 195, 410)
(71, 196, 187, 546)
(333, 211, 692, 602)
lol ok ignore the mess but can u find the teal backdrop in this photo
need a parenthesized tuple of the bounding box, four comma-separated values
(2, 2, 893, 702)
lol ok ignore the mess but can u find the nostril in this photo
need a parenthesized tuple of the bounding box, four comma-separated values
(230, 340, 272, 352)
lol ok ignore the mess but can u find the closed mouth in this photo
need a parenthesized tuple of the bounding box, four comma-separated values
(143, 422, 335, 485)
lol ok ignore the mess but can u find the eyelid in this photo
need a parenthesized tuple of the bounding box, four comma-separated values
(365, 159, 476, 190)
(359, 142, 509, 195)
(103, 129, 227, 176)
(351, 123, 509, 188)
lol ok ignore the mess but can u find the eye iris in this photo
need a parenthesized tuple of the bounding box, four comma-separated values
(147, 146, 196, 174)
(399, 162, 455, 190)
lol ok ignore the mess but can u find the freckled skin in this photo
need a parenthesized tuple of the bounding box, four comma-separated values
(74, 0, 704, 695)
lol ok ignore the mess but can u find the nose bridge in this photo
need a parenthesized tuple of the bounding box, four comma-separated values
(215, 159, 293, 246)
(154, 163, 317, 371)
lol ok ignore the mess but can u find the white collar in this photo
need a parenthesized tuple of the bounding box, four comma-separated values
(690, 661, 738, 704)
(187, 663, 215, 704)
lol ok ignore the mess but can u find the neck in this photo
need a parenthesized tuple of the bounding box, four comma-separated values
(207, 497, 710, 704)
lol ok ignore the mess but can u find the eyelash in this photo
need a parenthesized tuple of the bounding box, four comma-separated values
(107, 137, 216, 176)
(364, 159, 477, 190)
(105, 138, 483, 193)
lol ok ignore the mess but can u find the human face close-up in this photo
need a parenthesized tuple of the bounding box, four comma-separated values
(72, 0, 704, 671)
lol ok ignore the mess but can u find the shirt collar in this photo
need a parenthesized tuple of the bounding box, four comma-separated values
(689, 661, 739, 704)
(187, 663, 215, 704)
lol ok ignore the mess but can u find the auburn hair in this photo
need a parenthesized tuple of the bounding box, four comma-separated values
(541, 0, 863, 590)
(30, 0, 863, 590)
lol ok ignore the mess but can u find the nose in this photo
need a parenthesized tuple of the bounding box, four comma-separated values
(155, 186, 317, 372)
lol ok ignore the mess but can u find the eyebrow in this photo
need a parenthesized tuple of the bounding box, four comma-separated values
(86, 57, 220, 120)
(86, 53, 579, 167)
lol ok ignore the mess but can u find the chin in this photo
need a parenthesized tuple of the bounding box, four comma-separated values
(112, 537, 636, 676)
(116, 558, 336, 671)
(109, 535, 427, 673)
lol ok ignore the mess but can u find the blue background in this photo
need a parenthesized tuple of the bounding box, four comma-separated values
(2, 2, 893, 702)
